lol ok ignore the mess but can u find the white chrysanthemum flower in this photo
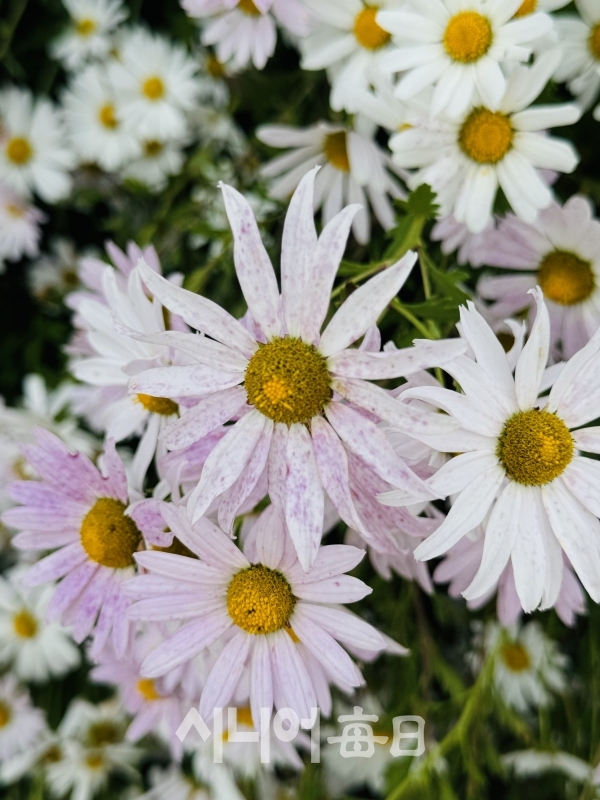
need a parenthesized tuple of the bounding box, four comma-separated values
(134, 765, 244, 800)
(27, 238, 82, 304)
(127, 170, 464, 567)
(183, 0, 311, 72)
(475, 196, 600, 359)
(381, 289, 600, 613)
(0, 181, 45, 270)
(257, 122, 407, 245)
(0, 87, 75, 203)
(481, 622, 567, 713)
(107, 28, 200, 140)
(50, 0, 127, 69)
(122, 138, 187, 191)
(63, 63, 141, 172)
(390, 53, 580, 233)
(300, 0, 402, 112)
(378, 0, 553, 119)
(125, 503, 407, 722)
(0, 567, 81, 682)
(0, 675, 47, 761)
(554, 0, 600, 118)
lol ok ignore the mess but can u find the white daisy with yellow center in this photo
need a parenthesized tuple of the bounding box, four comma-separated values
(0, 675, 47, 762)
(390, 52, 580, 233)
(555, 0, 600, 121)
(381, 289, 600, 614)
(50, 0, 127, 70)
(378, 0, 553, 118)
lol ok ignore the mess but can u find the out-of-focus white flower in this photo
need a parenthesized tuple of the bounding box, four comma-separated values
(0, 87, 75, 203)
(27, 238, 81, 303)
(122, 138, 187, 191)
(503, 749, 593, 783)
(0, 181, 45, 270)
(430, 214, 494, 267)
(0, 675, 47, 761)
(554, 0, 600, 119)
(50, 0, 127, 69)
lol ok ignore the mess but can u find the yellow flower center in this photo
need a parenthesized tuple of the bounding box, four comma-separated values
(497, 410, 574, 486)
(323, 131, 350, 172)
(538, 250, 595, 306)
(206, 54, 226, 78)
(353, 7, 391, 50)
(244, 337, 332, 425)
(13, 609, 38, 638)
(514, 0, 537, 17)
(6, 203, 25, 218)
(0, 701, 11, 728)
(98, 103, 118, 129)
(459, 107, 514, 164)
(6, 137, 33, 165)
(85, 753, 105, 770)
(589, 23, 600, 60)
(144, 140, 163, 157)
(223, 706, 255, 740)
(137, 678, 161, 701)
(88, 721, 121, 746)
(80, 498, 142, 569)
(142, 76, 165, 101)
(76, 18, 97, 36)
(136, 393, 178, 416)
(226, 564, 296, 635)
(443, 11, 493, 63)
(238, 0, 262, 15)
(500, 642, 531, 672)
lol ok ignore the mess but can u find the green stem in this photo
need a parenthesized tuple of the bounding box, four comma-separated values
(390, 298, 434, 340)
(0, 0, 29, 60)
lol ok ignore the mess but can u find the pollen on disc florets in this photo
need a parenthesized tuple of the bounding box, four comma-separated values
(323, 131, 351, 173)
(80, 497, 142, 569)
(459, 107, 514, 164)
(443, 11, 493, 63)
(514, 0, 537, 17)
(136, 393, 178, 416)
(238, 0, 261, 15)
(13, 609, 38, 639)
(244, 337, 332, 425)
(226, 564, 296, 635)
(353, 7, 391, 51)
(500, 641, 531, 672)
(589, 24, 600, 60)
(497, 409, 574, 486)
(538, 250, 595, 306)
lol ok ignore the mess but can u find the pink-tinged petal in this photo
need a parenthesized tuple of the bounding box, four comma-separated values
(124, 574, 221, 600)
(128, 595, 223, 622)
(562, 457, 600, 519)
(220, 183, 282, 339)
(253, 505, 286, 570)
(293, 575, 371, 604)
(269, 629, 317, 721)
(298, 604, 386, 652)
(89, 572, 121, 659)
(300, 204, 361, 344)
(285, 423, 324, 571)
(161, 387, 248, 451)
(497, 568, 522, 626)
(297, 644, 332, 718)
(291, 608, 362, 687)
(268, 423, 288, 520)
(318, 252, 418, 357)
(463, 481, 522, 602)
(325, 402, 437, 501)
(515, 288, 550, 411)
(189, 410, 268, 523)
(542, 478, 600, 602)
(141, 610, 233, 677)
(333, 378, 461, 435)
(137, 258, 257, 357)
(280, 167, 319, 338)
(287, 544, 365, 586)
(359, 325, 381, 352)
(123, 329, 249, 373)
(217, 420, 273, 534)
(130, 364, 242, 399)
(101, 439, 129, 504)
(128, 499, 169, 546)
(72, 566, 113, 642)
(134, 550, 224, 584)
(12, 530, 78, 549)
(414, 465, 505, 561)
(329, 338, 466, 380)
(399, 385, 503, 438)
(111, 586, 133, 660)
(199, 630, 251, 719)
(250, 635, 274, 727)
(161, 504, 249, 572)
(311, 416, 365, 534)
(4, 506, 82, 534)
(22, 543, 88, 585)
(573, 427, 600, 454)
(6, 481, 87, 516)
(47, 561, 99, 622)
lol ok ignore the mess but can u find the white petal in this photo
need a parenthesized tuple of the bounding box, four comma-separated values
(161, 387, 248, 451)
(199, 631, 251, 719)
(285, 423, 324, 571)
(515, 287, 550, 411)
(328, 338, 466, 380)
(562, 457, 600, 519)
(129, 364, 242, 398)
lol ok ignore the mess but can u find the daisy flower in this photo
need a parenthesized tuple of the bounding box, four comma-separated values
(390, 52, 580, 233)
(377, 0, 553, 119)
(128, 169, 464, 567)
(380, 289, 600, 614)
(124, 503, 407, 722)
(0, 182, 45, 269)
(0, 87, 75, 203)
(0, 675, 47, 761)
(122, 138, 187, 191)
(183, 0, 311, 72)
(300, 0, 402, 113)
(479, 621, 567, 713)
(50, 0, 127, 70)
(554, 0, 600, 118)
(475, 196, 600, 359)
(107, 28, 200, 140)
(135, 765, 244, 800)
(430, 214, 494, 267)
(63, 63, 141, 172)
(27, 238, 81, 305)
(2, 429, 150, 659)
(257, 121, 408, 245)
(0, 566, 81, 682)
